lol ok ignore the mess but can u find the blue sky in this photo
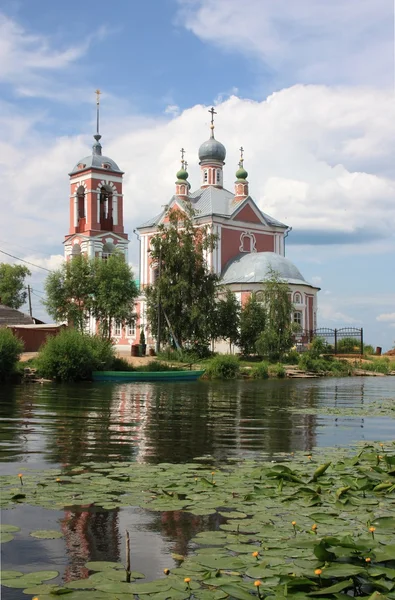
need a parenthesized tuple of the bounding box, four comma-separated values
(0, 0, 394, 349)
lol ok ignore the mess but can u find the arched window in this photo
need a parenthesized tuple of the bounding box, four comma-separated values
(255, 291, 264, 302)
(216, 169, 221, 184)
(102, 242, 115, 261)
(71, 243, 81, 258)
(294, 292, 302, 304)
(99, 186, 113, 230)
(76, 186, 85, 219)
(203, 170, 208, 183)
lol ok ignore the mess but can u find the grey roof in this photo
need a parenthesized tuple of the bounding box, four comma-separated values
(137, 187, 288, 229)
(199, 135, 226, 163)
(221, 252, 313, 287)
(0, 305, 42, 326)
(70, 135, 123, 175)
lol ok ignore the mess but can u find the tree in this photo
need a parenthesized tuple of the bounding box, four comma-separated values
(0, 263, 31, 309)
(214, 288, 240, 352)
(44, 255, 93, 332)
(238, 293, 266, 355)
(91, 254, 139, 338)
(44, 253, 138, 337)
(145, 205, 219, 352)
(256, 269, 296, 361)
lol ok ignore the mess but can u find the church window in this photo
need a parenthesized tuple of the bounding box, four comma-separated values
(113, 321, 122, 336)
(255, 291, 264, 302)
(102, 242, 115, 261)
(294, 292, 302, 304)
(77, 186, 85, 219)
(99, 185, 113, 230)
(216, 169, 221, 184)
(204, 170, 208, 183)
(293, 311, 303, 327)
(71, 243, 81, 258)
(127, 323, 136, 337)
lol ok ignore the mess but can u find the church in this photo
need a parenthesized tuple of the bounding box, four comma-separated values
(64, 102, 319, 351)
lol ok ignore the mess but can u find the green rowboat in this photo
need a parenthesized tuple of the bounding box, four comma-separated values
(92, 370, 205, 382)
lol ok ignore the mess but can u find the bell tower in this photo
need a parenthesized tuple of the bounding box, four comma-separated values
(64, 90, 129, 260)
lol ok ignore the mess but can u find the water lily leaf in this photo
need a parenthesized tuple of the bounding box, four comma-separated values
(0, 570, 24, 579)
(319, 564, 365, 578)
(308, 579, 353, 595)
(22, 583, 64, 595)
(219, 583, 256, 600)
(0, 532, 14, 543)
(0, 524, 21, 533)
(127, 579, 172, 594)
(30, 529, 64, 539)
(2, 571, 59, 588)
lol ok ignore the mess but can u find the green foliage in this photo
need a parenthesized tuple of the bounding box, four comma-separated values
(238, 293, 266, 355)
(283, 349, 300, 364)
(213, 288, 240, 350)
(363, 344, 375, 355)
(44, 253, 138, 336)
(145, 205, 219, 352)
(91, 254, 139, 339)
(141, 360, 179, 372)
(250, 361, 269, 379)
(44, 254, 92, 332)
(255, 269, 296, 361)
(0, 263, 31, 310)
(111, 357, 135, 372)
(157, 346, 200, 364)
(299, 352, 350, 374)
(0, 328, 24, 382)
(337, 336, 361, 353)
(139, 329, 146, 345)
(359, 358, 391, 374)
(205, 354, 240, 379)
(36, 328, 115, 382)
(268, 362, 286, 378)
(308, 336, 330, 358)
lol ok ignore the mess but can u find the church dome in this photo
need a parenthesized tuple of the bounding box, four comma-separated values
(221, 252, 311, 286)
(69, 134, 123, 175)
(199, 136, 226, 163)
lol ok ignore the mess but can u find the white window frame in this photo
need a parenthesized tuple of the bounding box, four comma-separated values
(113, 321, 122, 337)
(294, 292, 302, 304)
(293, 311, 303, 327)
(127, 323, 136, 337)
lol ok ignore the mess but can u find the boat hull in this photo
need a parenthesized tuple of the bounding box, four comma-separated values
(92, 370, 205, 382)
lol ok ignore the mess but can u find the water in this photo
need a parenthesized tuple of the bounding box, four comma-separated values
(1, 377, 395, 598)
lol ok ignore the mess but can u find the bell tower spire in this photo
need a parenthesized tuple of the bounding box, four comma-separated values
(65, 90, 129, 260)
(234, 146, 249, 203)
(198, 107, 226, 188)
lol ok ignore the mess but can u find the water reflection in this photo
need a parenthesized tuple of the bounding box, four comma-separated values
(1, 378, 395, 468)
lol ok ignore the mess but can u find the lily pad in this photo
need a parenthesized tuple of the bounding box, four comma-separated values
(30, 530, 64, 539)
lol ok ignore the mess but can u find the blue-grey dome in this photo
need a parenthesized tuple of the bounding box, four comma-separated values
(199, 135, 226, 163)
(69, 134, 123, 175)
(221, 252, 311, 286)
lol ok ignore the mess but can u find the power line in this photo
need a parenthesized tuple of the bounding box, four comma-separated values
(0, 249, 52, 273)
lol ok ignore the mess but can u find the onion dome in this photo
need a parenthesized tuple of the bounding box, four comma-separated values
(236, 165, 248, 180)
(70, 134, 122, 174)
(176, 167, 189, 181)
(199, 135, 226, 163)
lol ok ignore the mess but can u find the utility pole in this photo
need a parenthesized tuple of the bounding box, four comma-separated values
(27, 285, 32, 317)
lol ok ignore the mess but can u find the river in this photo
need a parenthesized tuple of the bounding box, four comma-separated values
(1, 377, 395, 598)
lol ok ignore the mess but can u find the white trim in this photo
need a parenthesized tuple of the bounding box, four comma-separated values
(74, 198, 78, 227)
(70, 173, 123, 184)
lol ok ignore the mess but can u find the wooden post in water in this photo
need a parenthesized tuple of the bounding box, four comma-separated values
(126, 530, 131, 582)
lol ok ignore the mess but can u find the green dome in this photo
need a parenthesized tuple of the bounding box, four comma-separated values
(235, 166, 248, 180)
(176, 168, 188, 180)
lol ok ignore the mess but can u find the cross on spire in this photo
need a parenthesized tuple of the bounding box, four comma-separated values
(95, 89, 101, 136)
(180, 147, 186, 168)
(208, 106, 217, 126)
(239, 146, 244, 168)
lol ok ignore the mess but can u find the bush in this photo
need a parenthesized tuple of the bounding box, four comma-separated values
(283, 349, 300, 364)
(111, 357, 135, 372)
(251, 361, 269, 379)
(36, 329, 116, 382)
(268, 363, 286, 378)
(141, 360, 179, 372)
(157, 347, 201, 364)
(299, 352, 350, 375)
(0, 328, 24, 382)
(359, 358, 391, 375)
(363, 344, 375, 356)
(337, 337, 361, 353)
(205, 355, 240, 379)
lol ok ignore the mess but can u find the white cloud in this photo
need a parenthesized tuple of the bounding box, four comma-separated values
(176, 0, 394, 86)
(377, 312, 395, 322)
(164, 104, 180, 117)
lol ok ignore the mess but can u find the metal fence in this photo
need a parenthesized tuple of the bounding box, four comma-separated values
(295, 327, 364, 355)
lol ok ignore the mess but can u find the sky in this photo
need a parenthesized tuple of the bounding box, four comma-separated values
(0, 0, 394, 349)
